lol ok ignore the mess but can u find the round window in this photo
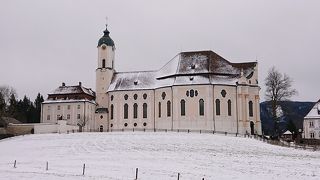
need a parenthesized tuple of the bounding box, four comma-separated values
(124, 94, 128, 100)
(143, 93, 147, 99)
(161, 92, 166, 100)
(221, 90, 227, 98)
(110, 124, 113, 127)
(143, 122, 147, 126)
(124, 123, 128, 127)
(100, 115, 103, 119)
(134, 123, 137, 127)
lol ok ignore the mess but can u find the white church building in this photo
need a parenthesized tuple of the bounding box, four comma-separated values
(41, 25, 262, 135)
(94, 25, 262, 135)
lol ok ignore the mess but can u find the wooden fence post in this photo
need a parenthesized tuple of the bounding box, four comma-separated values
(46, 161, 48, 171)
(177, 173, 180, 180)
(14, 160, 16, 168)
(82, 163, 85, 175)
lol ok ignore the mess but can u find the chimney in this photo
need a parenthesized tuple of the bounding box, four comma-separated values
(79, 82, 82, 86)
(62, 82, 65, 86)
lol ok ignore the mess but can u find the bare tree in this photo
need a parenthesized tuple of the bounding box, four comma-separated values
(77, 115, 88, 132)
(265, 66, 297, 138)
(0, 86, 17, 106)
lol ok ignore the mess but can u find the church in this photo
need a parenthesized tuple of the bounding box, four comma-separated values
(94, 25, 262, 135)
(41, 25, 262, 135)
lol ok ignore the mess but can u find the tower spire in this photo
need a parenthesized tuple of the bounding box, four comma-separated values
(103, 16, 110, 36)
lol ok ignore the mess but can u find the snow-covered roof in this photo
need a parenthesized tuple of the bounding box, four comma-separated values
(42, 99, 96, 104)
(49, 84, 95, 97)
(304, 101, 320, 119)
(108, 50, 257, 92)
(283, 130, 292, 135)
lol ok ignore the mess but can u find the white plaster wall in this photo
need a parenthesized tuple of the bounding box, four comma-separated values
(96, 45, 115, 108)
(155, 87, 173, 130)
(108, 90, 155, 130)
(237, 85, 261, 135)
(98, 46, 114, 69)
(41, 101, 96, 131)
(34, 123, 58, 134)
(213, 85, 237, 133)
(304, 119, 320, 139)
(172, 85, 214, 131)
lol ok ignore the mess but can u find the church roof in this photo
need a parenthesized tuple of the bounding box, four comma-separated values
(108, 50, 257, 92)
(98, 25, 115, 47)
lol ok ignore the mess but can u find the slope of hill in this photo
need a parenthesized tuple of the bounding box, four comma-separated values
(260, 101, 315, 135)
(0, 132, 319, 179)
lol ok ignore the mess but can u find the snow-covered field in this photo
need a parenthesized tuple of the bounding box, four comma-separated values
(0, 132, 319, 180)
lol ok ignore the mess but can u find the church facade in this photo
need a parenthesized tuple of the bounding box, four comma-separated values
(95, 25, 262, 135)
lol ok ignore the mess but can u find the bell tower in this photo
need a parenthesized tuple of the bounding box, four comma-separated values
(96, 24, 115, 108)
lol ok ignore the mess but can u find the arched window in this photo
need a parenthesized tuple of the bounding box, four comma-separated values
(228, 100, 232, 116)
(180, 99, 186, 116)
(110, 104, 114, 120)
(158, 102, 161, 118)
(249, 101, 253, 117)
(167, 101, 171, 117)
(199, 99, 204, 116)
(143, 103, 147, 118)
(133, 103, 138, 119)
(102, 59, 106, 68)
(124, 103, 128, 119)
(215, 99, 220, 116)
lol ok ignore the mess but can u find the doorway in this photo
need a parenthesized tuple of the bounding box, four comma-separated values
(250, 121, 255, 135)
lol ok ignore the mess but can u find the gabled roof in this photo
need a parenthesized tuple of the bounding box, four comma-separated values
(108, 50, 257, 92)
(283, 130, 292, 135)
(304, 101, 320, 119)
(0, 117, 22, 127)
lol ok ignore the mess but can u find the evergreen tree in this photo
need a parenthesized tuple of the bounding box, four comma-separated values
(287, 119, 297, 139)
(7, 93, 17, 117)
(34, 93, 44, 123)
(0, 92, 6, 117)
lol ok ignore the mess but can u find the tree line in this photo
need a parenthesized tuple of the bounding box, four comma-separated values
(0, 86, 44, 123)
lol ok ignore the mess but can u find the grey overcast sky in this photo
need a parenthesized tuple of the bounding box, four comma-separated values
(0, 0, 319, 101)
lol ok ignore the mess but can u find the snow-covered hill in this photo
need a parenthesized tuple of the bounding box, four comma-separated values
(0, 132, 319, 180)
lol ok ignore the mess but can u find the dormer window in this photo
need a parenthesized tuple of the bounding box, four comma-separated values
(134, 80, 138, 85)
(189, 76, 194, 81)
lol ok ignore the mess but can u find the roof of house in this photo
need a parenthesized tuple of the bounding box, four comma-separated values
(304, 101, 320, 119)
(49, 83, 95, 97)
(108, 50, 257, 91)
(0, 117, 22, 127)
(283, 130, 292, 135)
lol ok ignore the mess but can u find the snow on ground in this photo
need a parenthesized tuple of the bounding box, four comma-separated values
(0, 132, 319, 180)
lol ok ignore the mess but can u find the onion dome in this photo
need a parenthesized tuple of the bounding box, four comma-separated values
(98, 25, 115, 47)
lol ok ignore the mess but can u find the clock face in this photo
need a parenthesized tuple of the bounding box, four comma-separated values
(102, 45, 106, 50)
